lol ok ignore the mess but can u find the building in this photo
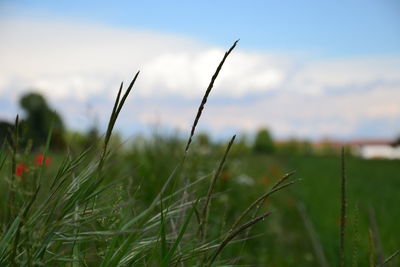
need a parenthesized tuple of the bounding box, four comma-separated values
(348, 139, 400, 159)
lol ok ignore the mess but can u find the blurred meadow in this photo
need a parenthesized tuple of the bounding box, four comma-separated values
(1, 1, 400, 266)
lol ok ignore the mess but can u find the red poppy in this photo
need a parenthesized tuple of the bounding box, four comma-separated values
(35, 154, 52, 166)
(15, 162, 28, 176)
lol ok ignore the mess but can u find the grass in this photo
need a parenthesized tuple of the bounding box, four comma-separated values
(0, 40, 399, 266)
(0, 40, 291, 266)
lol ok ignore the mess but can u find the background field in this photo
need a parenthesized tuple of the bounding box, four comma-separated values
(2, 132, 398, 266)
(126, 138, 400, 265)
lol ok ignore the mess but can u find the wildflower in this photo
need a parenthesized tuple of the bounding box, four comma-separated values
(35, 154, 52, 166)
(15, 162, 28, 176)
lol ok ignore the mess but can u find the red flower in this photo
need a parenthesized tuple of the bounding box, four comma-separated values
(15, 162, 28, 176)
(35, 154, 52, 166)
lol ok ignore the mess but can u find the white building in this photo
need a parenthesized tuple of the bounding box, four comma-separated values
(349, 140, 400, 159)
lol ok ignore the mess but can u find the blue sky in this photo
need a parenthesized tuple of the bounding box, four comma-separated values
(0, 0, 400, 140)
(2, 0, 399, 56)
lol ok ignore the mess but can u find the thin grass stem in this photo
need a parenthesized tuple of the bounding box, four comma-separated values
(230, 178, 299, 232)
(383, 249, 399, 265)
(184, 40, 238, 154)
(207, 211, 272, 266)
(199, 135, 236, 240)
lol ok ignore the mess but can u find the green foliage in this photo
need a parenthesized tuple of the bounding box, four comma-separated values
(253, 128, 275, 154)
(19, 92, 66, 149)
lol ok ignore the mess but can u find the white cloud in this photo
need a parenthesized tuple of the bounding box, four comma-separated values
(0, 17, 289, 100)
(287, 57, 400, 95)
(1, 16, 399, 139)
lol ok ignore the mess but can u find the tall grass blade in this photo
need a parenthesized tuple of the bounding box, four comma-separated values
(162, 198, 199, 267)
(199, 135, 236, 240)
(0, 216, 20, 263)
(159, 196, 168, 261)
(11, 185, 40, 266)
(207, 211, 272, 266)
(99, 72, 139, 173)
(184, 40, 238, 153)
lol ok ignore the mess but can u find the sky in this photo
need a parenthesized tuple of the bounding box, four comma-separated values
(0, 0, 399, 140)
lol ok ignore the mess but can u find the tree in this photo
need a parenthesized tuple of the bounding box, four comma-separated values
(253, 128, 275, 154)
(19, 92, 66, 149)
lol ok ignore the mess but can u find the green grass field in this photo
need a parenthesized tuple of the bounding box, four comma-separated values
(231, 153, 400, 265)
(126, 143, 400, 266)
(1, 40, 398, 266)
(2, 141, 399, 266)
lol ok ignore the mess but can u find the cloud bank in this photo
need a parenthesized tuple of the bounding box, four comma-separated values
(1, 17, 399, 139)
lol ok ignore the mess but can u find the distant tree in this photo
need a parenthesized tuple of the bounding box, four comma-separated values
(253, 128, 275, 154)
(19, 92, 66, 149)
